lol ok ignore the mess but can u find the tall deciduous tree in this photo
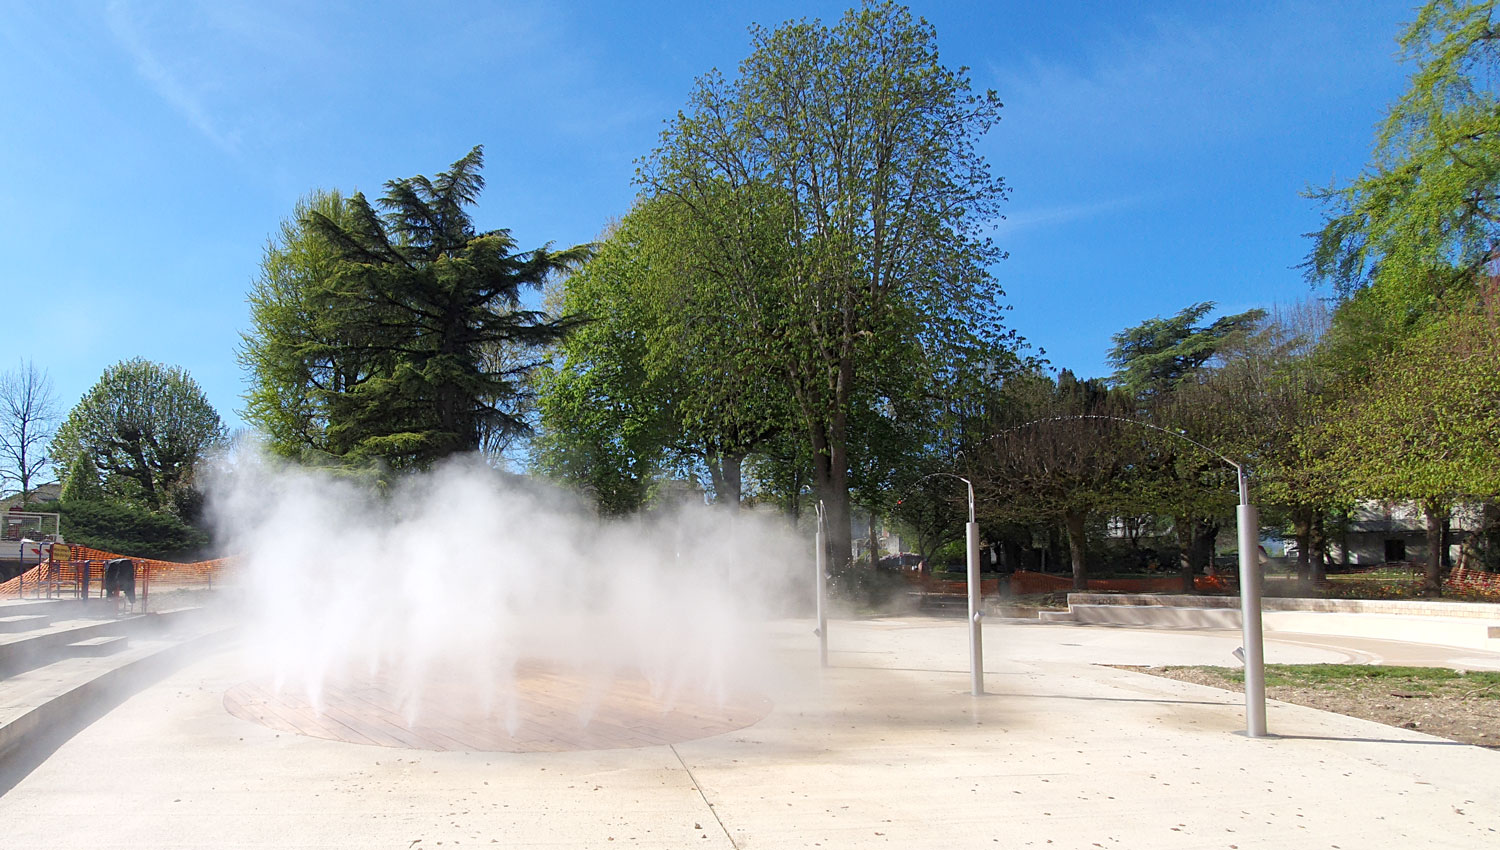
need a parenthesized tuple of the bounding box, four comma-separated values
(536, 190, 795, 513)
(239, 189, 367, 461)
(642, 1, 1014, 566)
(533, 219, 679, 514)
(51, 359, 225, 513)
(970, 371, 1139, 589)
(0, 359, 58, 502)
(302, 146, 587, 470)
(1174, 302, 1340, 584)
(1308, 288, 1500, 594)
(1109, 303, 1264, 580)
(1304, 0, 1500, 312)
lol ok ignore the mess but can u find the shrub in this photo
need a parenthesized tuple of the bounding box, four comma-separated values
(52, 499, 210, 560)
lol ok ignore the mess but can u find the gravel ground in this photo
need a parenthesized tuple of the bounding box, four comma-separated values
(1124, 665, 1500, 749)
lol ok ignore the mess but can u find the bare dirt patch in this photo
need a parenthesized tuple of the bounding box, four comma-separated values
(1122, 664, 1500, 749)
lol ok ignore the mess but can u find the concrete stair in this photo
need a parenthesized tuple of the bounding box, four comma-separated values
(1049, 604, 1241, 629)
(0, 599, 231, 773)
(0, 614, 52, 633)
(66, 636, 129, 657)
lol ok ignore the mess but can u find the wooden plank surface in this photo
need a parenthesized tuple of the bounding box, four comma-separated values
(223, 663, 771, 753)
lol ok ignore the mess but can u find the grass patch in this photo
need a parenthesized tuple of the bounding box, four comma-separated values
(1322, 568, 1418, 582)
(1170, 664, 1500, 695)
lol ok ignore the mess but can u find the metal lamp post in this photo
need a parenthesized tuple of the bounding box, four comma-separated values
(1233, 463, 1267, 737)
(898, 473, 984, 695)
(990, 416, 1267, 738)
(18, 538, 37, 599)
(963, 477, 983, 697)
(814, 501, 829, 668)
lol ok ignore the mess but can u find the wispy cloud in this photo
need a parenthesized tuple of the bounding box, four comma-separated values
(994, 195, 1147, 237)
(987, 3, 1376, 158)
(104, 0, 239, 155)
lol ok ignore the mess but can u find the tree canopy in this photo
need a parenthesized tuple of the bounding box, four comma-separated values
(51, 358, 225, 514)
(0, 359, 58, 501)
(239, 189, 364, 461)
(535, 192, 793, 513)
(246, 147, 588, 471)
(1108, 302, 1266, 403)
(1304, 0, 1500, 313)
(639, 0, 1017, 565)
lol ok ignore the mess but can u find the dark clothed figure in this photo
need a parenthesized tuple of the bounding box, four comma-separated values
(103, 558, 136, 604)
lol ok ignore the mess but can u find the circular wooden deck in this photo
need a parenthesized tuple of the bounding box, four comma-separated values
(223, 663, 771, 752)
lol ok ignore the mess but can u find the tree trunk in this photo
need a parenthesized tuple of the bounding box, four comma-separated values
(809, 421, 852, 575)
(867, 511, 880, 569)
(1175, 516, 1193, 589)
(1421, 501, 1446, 597)
(1064, 510, 1088, 590)
(1336, 508, 1351, 568)
(1192, 521, 1219, 592)
(1440, 514, 1452, 568)
(1310, 510, 1328, 585)
(722, 452, 744, 512)
(1001, 537, 1024, 574)
(1292, 508, 1313, 585)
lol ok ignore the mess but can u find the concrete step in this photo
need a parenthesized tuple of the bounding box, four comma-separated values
(0, 613, 174, 677)
(1037, 610, 1075, 623)
(0, 609, 232, 769)
(66, 636, 129, 657)
(1068, 604, 1241, 629)
(0, 614, 51, 633)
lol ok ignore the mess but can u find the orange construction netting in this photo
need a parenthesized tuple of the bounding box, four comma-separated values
(0, 544, 230, 598)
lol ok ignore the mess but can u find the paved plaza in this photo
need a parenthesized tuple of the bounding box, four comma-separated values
(0, 617, 1497, 848)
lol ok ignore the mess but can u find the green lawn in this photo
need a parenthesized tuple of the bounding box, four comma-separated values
(1182, 664, 1500, 695)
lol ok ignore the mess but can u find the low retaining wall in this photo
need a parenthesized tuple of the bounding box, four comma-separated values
(1010, 571, 1230, 595)
(1056, 593, 1500, 652)
(1065, 593, 1500, 620)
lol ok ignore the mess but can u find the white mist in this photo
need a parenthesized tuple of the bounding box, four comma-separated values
(210, 451, 805, 733)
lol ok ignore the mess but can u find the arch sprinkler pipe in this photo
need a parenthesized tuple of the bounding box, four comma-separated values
(897, 472, 984, 696)
(814, 500, 829, 668)
(991, 415, 1267, 738)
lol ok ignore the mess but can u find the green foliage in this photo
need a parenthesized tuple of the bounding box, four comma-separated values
(973, 370, 1139, 525)
(50, 359, 224, 513)
(534, 192, 794, 511)
(238, 189, 363, 461)
(279, 147, 588, 471)
(641, 0, 1018, 560)
(1107, 302, 1266, 403)
(55, 498, 210, 560)
(1304, 0, 1500, 313)
(1309, 292, 1500, 503)
(58, 454, 103, 503)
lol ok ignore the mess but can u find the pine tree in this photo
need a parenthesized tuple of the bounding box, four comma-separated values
(303, 147, 589, 469)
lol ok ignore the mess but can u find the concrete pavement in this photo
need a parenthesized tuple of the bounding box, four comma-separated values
(0, 617, 1496, 848)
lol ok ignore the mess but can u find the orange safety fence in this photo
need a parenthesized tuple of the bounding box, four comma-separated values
(1009, 569, 1230, 595)
(1, 543, 231, 607)
(913, 576, 1002, 596)
(1446, 565, 1500, 595)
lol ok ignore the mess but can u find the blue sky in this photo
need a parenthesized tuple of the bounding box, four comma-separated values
(1, 0, 1416, 437)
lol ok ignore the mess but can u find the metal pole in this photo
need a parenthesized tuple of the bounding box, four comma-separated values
(18, 539, 32, 599)
(966, 477, 983, 695)
(815, 501, 828, 668)
(1235, 465, 1267, 737)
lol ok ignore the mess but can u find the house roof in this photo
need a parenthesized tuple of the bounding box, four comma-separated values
(1, 482, 61, 509)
